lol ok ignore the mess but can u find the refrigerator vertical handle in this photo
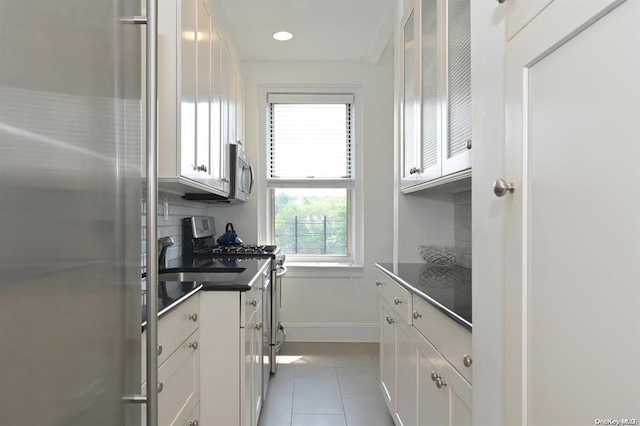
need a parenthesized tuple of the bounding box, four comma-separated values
(145, 0, 159, 425)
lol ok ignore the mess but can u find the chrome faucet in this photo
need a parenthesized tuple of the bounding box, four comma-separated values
(158, 236, 175, 270)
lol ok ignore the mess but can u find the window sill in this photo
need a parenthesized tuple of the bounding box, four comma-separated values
(283, 262, 364, 278)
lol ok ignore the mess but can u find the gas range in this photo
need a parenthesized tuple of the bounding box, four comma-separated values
(210, 244, 279, 257)
(183, 216, 287, 376)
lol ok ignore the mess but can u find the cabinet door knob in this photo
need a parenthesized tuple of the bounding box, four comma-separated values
(466, 139, 472, 150)
(188, 313, 198, 322)
(157, 344, 163, 356)
(413, 311, 422, 320)
(463, 354, 473, 367)
(249, 299, 257, 307)
(189, 341, 199, 350)
(431, 371, 439, 382)
(435, 377, 447, 389)
(385, 315, 394, 325)
(157, 381, 164, 393)
(189, 421, 199, 426)
(493, 179, 515, 197)
(375, 280, 383, 287)
(255, 322, 263, 331)
(394, 297, 402, 305)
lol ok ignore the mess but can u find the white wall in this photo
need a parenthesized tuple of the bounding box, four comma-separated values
(219, 46, 395, 342)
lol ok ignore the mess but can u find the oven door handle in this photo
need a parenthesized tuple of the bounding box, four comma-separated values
(276, 265, 288, 278)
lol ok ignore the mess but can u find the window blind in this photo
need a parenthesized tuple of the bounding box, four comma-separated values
(268, 94, 353, 181)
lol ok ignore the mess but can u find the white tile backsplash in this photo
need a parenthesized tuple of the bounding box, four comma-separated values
(141, 191, 222, 272)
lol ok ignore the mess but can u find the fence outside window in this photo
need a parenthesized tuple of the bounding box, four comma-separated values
(275, 216, 348, 255)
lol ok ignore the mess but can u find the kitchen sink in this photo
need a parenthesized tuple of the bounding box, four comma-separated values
(158, 270, 244, 282)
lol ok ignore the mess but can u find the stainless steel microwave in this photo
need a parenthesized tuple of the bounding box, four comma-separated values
(229, 143, 253, 203)
(182, 143, 253, 203)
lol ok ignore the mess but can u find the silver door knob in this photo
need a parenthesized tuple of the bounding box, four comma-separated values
(255, 322, 263, 330)
(385, 315, 395, 325)
(463, 354, 473, 367)
(157, 381, 164, 393)
(375, 280, 383, 287)
(249, 300, 257, 307)
(431, 371, 439, 382)
(394, 298, 402, 305)
(157, 344, 163, 356)
(188, 313, 198, 322)
(435, 377, 447, 389)
(189, 341, 199, 350)
(413, 311, 422, 319)
(189, 420, 199, 426)
(466, 139, 472, 150)
(493, 179, 515, 197)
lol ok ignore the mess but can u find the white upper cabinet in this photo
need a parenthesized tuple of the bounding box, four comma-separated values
(401, 1, 420, 184)
(442, 0, 471, 176)
(400, 0, 471, 192)
(156, 0, 242, 196)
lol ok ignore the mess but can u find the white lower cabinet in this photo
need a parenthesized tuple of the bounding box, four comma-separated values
(414, 328, 472, 425)
(376, 272, 473, 426)
(379, 301, 397, 411)
(396, 318, 417, 426)
(199, 268, 268, 426)
(243, 300, 263, 426)
(142, 295, 200, 426)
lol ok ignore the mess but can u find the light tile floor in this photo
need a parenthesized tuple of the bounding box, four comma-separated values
(258, 342, 395, 426)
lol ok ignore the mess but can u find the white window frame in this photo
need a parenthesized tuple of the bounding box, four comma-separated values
(257, 85, 364, 268)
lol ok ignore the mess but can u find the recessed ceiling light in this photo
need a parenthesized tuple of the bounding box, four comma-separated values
(273, 31, 293, 41)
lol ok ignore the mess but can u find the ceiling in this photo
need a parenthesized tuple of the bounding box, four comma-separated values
(217, 0, 393, 64)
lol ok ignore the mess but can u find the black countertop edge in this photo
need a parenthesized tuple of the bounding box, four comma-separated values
(142, 284, 203, 332)
(141, 258, 271, 330)
(375, 263, 472, 332)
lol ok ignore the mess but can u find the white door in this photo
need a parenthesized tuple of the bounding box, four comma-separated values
(503, 1, 640, 424)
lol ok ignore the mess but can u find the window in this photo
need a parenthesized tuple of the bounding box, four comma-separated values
(267, 93, 357, 263)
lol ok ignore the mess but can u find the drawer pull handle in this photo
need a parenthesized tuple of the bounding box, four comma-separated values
(249, 300, 257, 307)
(157, 344, 163, 356)
(413, 311, 422, 319)
(189, 341, 199, 350)
(188, 313, 198, 322)
(375, 280, 383, 287)
(463, 354, 473, 367)
(189, 421, 199, 426)
(385, 315, 394, 325)
(435, 377, 447, 389)
(157, 381, 164, 393)
(394, 298, 402, 305)
(431, 371, 439, 382)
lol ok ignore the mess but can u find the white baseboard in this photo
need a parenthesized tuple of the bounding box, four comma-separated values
(282, 323, 379, 342)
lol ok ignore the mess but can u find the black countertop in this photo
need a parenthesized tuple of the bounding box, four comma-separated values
(160, 256, 271, 291)
(375, 262, 472, 330)
(142, 257, 271, 329)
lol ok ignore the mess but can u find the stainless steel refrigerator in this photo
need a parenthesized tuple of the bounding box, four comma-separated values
(0, 0, 145, 424)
